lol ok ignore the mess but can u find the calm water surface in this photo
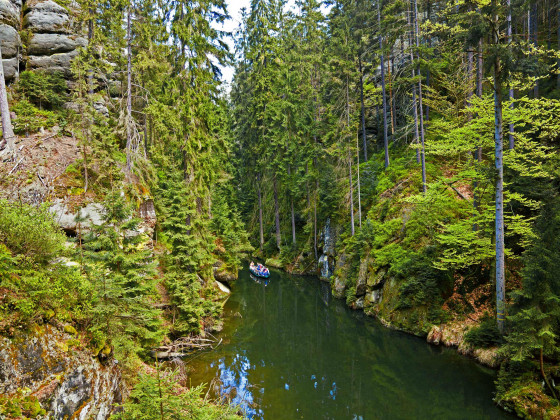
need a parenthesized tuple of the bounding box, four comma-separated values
(188, 269, 513, 419)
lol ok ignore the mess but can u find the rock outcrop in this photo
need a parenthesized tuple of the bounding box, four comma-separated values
(0, 324, 124, 418)
(0, 0, 84, 81)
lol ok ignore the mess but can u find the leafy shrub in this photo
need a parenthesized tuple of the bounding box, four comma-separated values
(0, 200, 66, 263)
(0, 200, 91, 327)
(15, 70, 67, 109)
(12, 99, 60, 134)
(115, 371, 240, 420)
(464, 315, 503, 348)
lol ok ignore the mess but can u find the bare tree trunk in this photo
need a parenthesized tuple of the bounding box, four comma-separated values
(507, 0, 515, 149)
(273, 175, 281, 250)
(88, 7, 94, 95)
(356, 131, 362, 228)
(493, 10, 506, 333)
(477, 38, 483, 164)
(349, 150, 355, 236)
(305, 162, 310, 208)
(388, 58, 395, 135)
(313, 155, 318, 262)
(126, 8, 133, 170)
(257, 172, 264, 251)
(0, 44, 14, 156)
(288, 165, 296, 246)
(378, 0, 390, 168)
(529, 1, 538, 97)
(413, 0, 427, 193)
(408, 2, 420, 164)
(346, 74, 355, 236)
(359, 57, 367, 162)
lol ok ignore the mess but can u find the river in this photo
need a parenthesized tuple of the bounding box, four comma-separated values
(188, 268, 514, 419)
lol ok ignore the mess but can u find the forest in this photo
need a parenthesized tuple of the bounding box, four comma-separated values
(0, 0, 559, 418)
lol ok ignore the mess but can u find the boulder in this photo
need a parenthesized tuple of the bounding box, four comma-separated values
(49, 200, 104, 232)
(364, 289, 382, 306)
(367, 267, 387, 288)
(0, 23, 20, 58)
(213, 260, 238, 284)
(355, 256, 369, 296)
(215, 280, 230, 294)
(333, 276, 346, 298)
(0, 0, 20, 27)
(28, 33, 86, 55)
(2, 56, 17, 80)
(351, 297, 364, 310)
(24, 0, 69, 16)
(24, 7, 70, 34)
(427, 325, 442, 345)
(27, 49, 79, 76)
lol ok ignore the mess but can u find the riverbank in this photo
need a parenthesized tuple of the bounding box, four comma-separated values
(262, 251, 559, 419)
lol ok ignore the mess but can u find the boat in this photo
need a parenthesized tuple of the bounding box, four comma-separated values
(249, 262, 270, 278)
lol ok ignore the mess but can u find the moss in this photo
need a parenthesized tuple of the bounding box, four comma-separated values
(499, 378, 560, 419)
(0, 395, 45, 418)
(265, 257, 283, 268)
(101, 344, 112, 355)
(64, 324, 77, 335)
(66, 338, 81, 349)
(56, 341, 69, 352)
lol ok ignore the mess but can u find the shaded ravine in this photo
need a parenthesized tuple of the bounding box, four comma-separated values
(188, 269, 515, 419)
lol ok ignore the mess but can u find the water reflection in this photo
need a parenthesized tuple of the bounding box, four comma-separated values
(189, 270, 514, 419)
(213, 353, 261, 418)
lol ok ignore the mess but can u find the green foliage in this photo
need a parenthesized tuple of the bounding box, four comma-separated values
(0, 201, 91, 329)
(0, 394, 46, 418)
(81, 191, 163, 357)
(0, 200, 66, 264)
(12, 99, 60, 135)
(464, 315, 503, 348)
(15, 70, 67, 109)
(115, 370, 240, 420)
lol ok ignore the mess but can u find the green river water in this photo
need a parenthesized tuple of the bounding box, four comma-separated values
(188, 268, 514, 419)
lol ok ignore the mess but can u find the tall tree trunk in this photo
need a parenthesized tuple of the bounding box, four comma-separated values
(88, 7, 94, 95)
(0, 43, 15, 156)
(413, 0, 427, 193)
(530, 1, 538, 97)
(477, 38, 483, 164)
(349, 150, 355, 236)
(425, 2, 431, 121)
(507, 0, 515, 149)
(408, 1, 420, 164)
(493, 11, 506, 333)
(126, 8, 133, 170)
(388, 58, 395, 135)
(273, 175, 281, 250)
(378, 0, 389, 168)
(313, 156, 318, 262)
(305, 162, 310, 208)
(359, 57, 367, 162)
(288, 165, 296, 246)
(346, 75, 355, 236)
(257, 172, 264, 251)
(356, 131, 362, 228)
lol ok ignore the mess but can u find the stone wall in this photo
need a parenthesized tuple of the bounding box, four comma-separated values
(0, 0, 84, 81)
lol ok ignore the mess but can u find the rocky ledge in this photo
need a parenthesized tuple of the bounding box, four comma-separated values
(0, 324, 125, 418)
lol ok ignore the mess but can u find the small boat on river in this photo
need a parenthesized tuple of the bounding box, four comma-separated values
(249, 261, 270, 278)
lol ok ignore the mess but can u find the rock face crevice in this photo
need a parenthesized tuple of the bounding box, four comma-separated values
(0, 0, 84, 81)
(0, 324, 124, 418)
